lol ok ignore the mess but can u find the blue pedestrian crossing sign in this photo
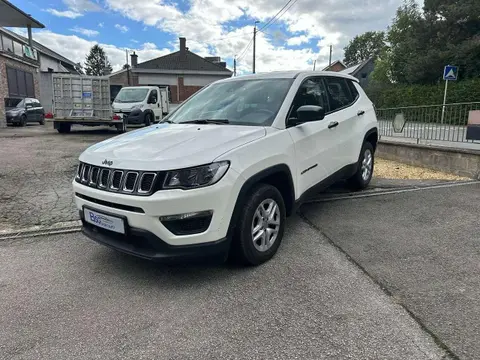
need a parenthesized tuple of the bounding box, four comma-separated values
(443, 65, 458, 81)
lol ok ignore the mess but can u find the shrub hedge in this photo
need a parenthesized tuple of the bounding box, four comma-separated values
(366, 78, 480, 109)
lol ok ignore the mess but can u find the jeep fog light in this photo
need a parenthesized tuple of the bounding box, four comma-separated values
(160, 210, 213, 235)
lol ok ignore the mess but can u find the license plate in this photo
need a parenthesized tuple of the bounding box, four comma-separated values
(84, 208, 125, 234)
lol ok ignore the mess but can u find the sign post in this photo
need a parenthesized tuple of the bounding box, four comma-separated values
(441, 65, 458, 124)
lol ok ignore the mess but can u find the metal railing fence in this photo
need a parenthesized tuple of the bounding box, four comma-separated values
(376, 102, 480, 143)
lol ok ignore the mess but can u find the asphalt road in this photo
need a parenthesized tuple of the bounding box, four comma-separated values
(0, 216, 448, 360)
(0, 124, 116, 231)
(302, 181, 480, 360)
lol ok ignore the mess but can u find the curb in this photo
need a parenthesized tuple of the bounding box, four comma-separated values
(0, 220, 82, 241)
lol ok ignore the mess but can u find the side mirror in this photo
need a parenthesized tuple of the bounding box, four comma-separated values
(296, 105, 325, 123)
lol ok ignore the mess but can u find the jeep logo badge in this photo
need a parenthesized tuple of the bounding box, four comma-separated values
(102, 159, 113, 166)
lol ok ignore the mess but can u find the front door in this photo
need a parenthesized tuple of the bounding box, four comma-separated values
(25, 99, 36, 122)
(287, 77, 339, 196)
(147, 89, 162, 121)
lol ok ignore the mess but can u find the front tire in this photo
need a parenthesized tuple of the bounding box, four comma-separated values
(39, 114, 45, 125)
(20, 115, 27, 127)
(144, 112, 152, 126)
(347, 141, 374, 190)
(57, 123, 71, 134)
(231, 184, 286, 266)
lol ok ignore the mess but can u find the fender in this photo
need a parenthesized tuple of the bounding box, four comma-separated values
(226, 164, 295, 239)
(363, 127, 378, 151)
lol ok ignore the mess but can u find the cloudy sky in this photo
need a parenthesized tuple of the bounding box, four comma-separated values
(13, 0, 422, 74)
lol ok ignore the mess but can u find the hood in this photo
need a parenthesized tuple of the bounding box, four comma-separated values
(112, 102, 143, 111)
(5, 108, 23, 115)
(79, 123, 266, 171)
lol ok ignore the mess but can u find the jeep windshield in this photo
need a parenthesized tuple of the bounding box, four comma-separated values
(166, 78, 294, 126)
(114, 88, 149, 103)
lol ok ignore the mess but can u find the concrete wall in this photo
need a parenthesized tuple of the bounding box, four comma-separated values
(183, 74, 225, 86)
(0, 55, 40, 128)
(138, 74, 177, 86)
(377, 140, 480, 180)
(39, 54, 62, 72)
(39, 72, 53, 113)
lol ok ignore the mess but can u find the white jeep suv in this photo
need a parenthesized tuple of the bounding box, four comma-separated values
(73, 71, 378, 266)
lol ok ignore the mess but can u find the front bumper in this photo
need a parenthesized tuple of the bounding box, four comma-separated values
(81, 212, 230, 262)
(6, 114, 20, 124)
(115, 109, 146, 124)
(73, 166, 242, 249)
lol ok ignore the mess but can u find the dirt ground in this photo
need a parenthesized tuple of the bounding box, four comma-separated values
(374, 158, 469, 181)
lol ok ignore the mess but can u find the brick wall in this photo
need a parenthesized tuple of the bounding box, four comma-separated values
(0, 55, 40, 128)
(177, 77, 202, 103)
(109, 69, 138, 86)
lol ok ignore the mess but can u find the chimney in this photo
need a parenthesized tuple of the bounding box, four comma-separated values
(179, 37, 186, 54)
(130, 51, 138, 68)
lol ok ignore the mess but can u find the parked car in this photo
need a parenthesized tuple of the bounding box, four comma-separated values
(5, 98, 45, 126)
(73, 71, 378, 266)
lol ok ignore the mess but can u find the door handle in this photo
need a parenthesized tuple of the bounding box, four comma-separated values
(357, 110, 365, 116)
(328, 121, 339, 129)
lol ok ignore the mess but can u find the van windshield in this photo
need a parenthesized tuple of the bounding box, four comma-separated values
(166, 78, 294, 127)
(114, 88, 149, 103)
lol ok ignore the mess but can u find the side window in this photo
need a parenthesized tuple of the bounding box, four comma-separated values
(148, 90, 157, 103)
(25, 99, 33, 108)
(347, 80, 359, 102)
(325, 77, 354, 112)
(288, 78, 328, 120)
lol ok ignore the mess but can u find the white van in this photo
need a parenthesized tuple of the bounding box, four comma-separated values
(112, 86, 169, 126)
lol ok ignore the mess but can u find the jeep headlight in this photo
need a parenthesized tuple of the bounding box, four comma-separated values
(163, 161, 230, 190)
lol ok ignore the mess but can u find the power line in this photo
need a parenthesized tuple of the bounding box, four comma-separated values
(237, 37, 253, 61)
(258, 0, 295, 32)
(260, 0, 299, 33)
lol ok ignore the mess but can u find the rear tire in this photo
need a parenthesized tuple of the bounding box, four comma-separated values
(39, 114, 45, 125)
(57, 123, 71, 134)
(230, 184, 286, 266)
(346, 141, 374, 190)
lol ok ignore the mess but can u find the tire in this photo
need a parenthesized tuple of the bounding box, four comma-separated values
(39, 114, 45, 125)
(346, 141, 374, 191)
(231, 184, 286, 266)
(20, 115, 27, 127)
(116, 121, 126, 133)
(144, 112, 152, 126)
(57, 123, 71, 134)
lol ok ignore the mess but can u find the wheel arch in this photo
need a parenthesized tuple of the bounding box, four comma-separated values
(363, 127, 378, 152)
(227, 164, 295, 239)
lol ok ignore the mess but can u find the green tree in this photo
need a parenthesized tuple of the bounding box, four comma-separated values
(84, 44, 113, 76)
(343, 31, 386, 66)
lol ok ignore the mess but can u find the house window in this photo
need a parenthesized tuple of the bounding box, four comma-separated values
(13, 40, 23, 57)
(2, 35, 13, 52)
(7, 67, 35, 97)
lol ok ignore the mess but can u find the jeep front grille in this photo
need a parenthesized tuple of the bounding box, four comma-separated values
(75, 163, 161, 196)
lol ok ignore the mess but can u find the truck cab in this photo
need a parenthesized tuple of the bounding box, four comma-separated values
(112, 86, 169, 126)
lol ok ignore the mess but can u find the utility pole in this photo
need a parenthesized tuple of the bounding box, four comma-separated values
(253, 20, 259, 74)
(313, 60, 316, 71)
(233, 55, 237, 77)
(125, 49, 130, 85)
(329, 45, 332, 68)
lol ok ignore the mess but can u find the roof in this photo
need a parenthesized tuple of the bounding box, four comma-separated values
(0, 27, 77, 68)
(136, 50, 232, 73)
(321, 60, 346, 71)
(0, 0, 44, 28)
(218, 70, 358, 83)
(340, 58, 374, 76)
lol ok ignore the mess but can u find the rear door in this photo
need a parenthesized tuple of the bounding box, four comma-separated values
(323, 77, 362, 170)
(287, 77, 339, 196)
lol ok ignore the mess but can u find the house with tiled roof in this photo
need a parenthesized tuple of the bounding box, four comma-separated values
(109, 37, 232, 103)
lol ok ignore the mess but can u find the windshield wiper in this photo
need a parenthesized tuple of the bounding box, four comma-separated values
(179, 119, 230, 124)
(160, 119, 174, 123)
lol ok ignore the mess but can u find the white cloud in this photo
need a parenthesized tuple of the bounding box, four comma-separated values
(286, 35, 310, 46)
(101, 0, 411, 73)
(70, 26, 99, 37)
(98, 22, 104, 28)
(31, 31, 171, 71)
(63, 0, 102, 12)
(46, 9, 83, 18)
(115, 24, 129, 33)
